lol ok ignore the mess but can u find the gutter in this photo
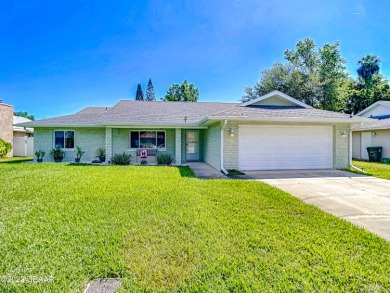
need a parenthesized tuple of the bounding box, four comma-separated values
(15, 122, 207, 129)
(207, 116, 371, 124)
(349, 129, 352, 167)
(220, 120, 229, 175)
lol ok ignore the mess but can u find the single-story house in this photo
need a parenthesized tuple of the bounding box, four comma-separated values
(13, 116, 34, 157)
(19, 91, 363, 171)
(352, 100, 390, 160)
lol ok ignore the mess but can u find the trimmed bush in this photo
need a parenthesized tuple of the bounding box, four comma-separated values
(156, 152, 174, 165)
(0, 138, 12, 158)
(112, 152, 132, 165)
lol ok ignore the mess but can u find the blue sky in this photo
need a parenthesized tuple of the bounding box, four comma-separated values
(1, 0, 389, 119)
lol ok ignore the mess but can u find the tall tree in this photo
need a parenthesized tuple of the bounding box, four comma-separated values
(357, 55, 381, 91)
(242, 38, 348, 111)
(14, 111, 35, 121)
(318, 42, 348, 111)
(345, 55, 387, 114)
(346, 74, 390, 114)
(145, 78, 156, 101)
(357, 54, 381, 106)
(135, 83, 144, 101)
(162, 80, 199, 102)
(164, 84, 181, 101)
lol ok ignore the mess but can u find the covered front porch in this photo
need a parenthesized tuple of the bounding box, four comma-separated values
(105, 127, 206, 165)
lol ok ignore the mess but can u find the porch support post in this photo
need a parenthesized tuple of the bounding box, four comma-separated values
(105, 127, 113, 163)
(175, 128, 182, 165)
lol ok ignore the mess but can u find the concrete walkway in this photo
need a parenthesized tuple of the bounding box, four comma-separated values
(245, 170, 390, 242)
(187, 162, 227, 179)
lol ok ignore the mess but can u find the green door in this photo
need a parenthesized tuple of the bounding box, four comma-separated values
(186, 130, 199, 161)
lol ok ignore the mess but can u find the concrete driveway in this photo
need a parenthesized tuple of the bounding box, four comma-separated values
(245, 170, 390, 242)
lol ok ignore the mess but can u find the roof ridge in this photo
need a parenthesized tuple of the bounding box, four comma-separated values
(116, 99, 238, 105)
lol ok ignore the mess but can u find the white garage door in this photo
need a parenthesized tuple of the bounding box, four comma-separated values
(238, 125, 333, 170)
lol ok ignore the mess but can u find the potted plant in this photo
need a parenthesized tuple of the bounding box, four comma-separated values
(95, 148, 106, 163)
(35, 149, 46, 163)
(75, 146, 85, 163)
(50, 146, 65, 162)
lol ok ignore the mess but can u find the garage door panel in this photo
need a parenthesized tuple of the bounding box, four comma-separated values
(238, 125, 333, 170)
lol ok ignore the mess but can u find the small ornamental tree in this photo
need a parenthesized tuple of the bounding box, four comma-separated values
(135, 84, 144, 101)
(145, 78, 156, 101)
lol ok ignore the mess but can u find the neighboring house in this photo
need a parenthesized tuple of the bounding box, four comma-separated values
(0, 100, 14, 157)
(13, 116, 34, 157)
(19, 91, 362, 171)
(352, 101, 390, 160)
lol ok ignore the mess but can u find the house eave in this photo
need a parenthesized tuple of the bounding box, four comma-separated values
(356, 101, 390, 116)
(16, 122, 208, 129)
(205, 116, 366, 124)
(103, 123, 207, 129)
(352, 126, 390, 132)
(15, 123, 102, 128)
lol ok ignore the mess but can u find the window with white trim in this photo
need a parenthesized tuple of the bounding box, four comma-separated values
(54, 130, 75, 149)
(130, 131, 165, 149)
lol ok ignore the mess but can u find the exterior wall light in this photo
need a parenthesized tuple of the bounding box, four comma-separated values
(229, 128, 235, 137)
(340, 129, 348, 137)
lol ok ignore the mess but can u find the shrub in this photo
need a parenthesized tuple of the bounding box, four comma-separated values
(156, 152, 174, 165)
(35, 149, 46, 160)
(227, 169, 245, 176)
(95, 147, 106, 162)
(0, 138, 12, 158)
(50, 146, 65, 162)
(75, 146, 85, 160)
(112, 152, 132, 165)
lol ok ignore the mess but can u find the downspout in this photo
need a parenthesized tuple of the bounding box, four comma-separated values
(220, 120, 229, 175)
(349, 128, 352, 167)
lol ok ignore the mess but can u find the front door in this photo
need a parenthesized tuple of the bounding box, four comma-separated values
(361, 132, 372, 160)
(186, 130, 199, 161)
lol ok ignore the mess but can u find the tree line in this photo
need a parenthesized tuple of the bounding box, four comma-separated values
(242, 38, 390, 114)
(135, 79, 199, 102)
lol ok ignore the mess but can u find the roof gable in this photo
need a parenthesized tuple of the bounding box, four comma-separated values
(356, 101, 390, 117)
(240, 90, 312, 109)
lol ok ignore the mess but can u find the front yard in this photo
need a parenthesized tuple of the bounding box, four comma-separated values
(0, 156, 33, 163)
(1, 163, 390, 292)
(352, 160, 390, 180)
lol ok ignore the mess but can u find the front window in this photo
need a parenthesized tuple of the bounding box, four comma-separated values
(54, 130, 74, 149)
(130, 131, 165, 149)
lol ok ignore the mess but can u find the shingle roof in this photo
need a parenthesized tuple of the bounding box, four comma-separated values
(211, 105, 353, 119)
(23, 107, 111, 126)
(353, 118, 390, 131)
(97, 100, 237, 125)
(356, 100, 390, 116)
(19, 101, 360, 127)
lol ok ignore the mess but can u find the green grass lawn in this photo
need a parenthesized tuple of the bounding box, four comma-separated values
(352, 160, 390, 180)
(0, 156, 33, 163)
(1, 163, 390, 292)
